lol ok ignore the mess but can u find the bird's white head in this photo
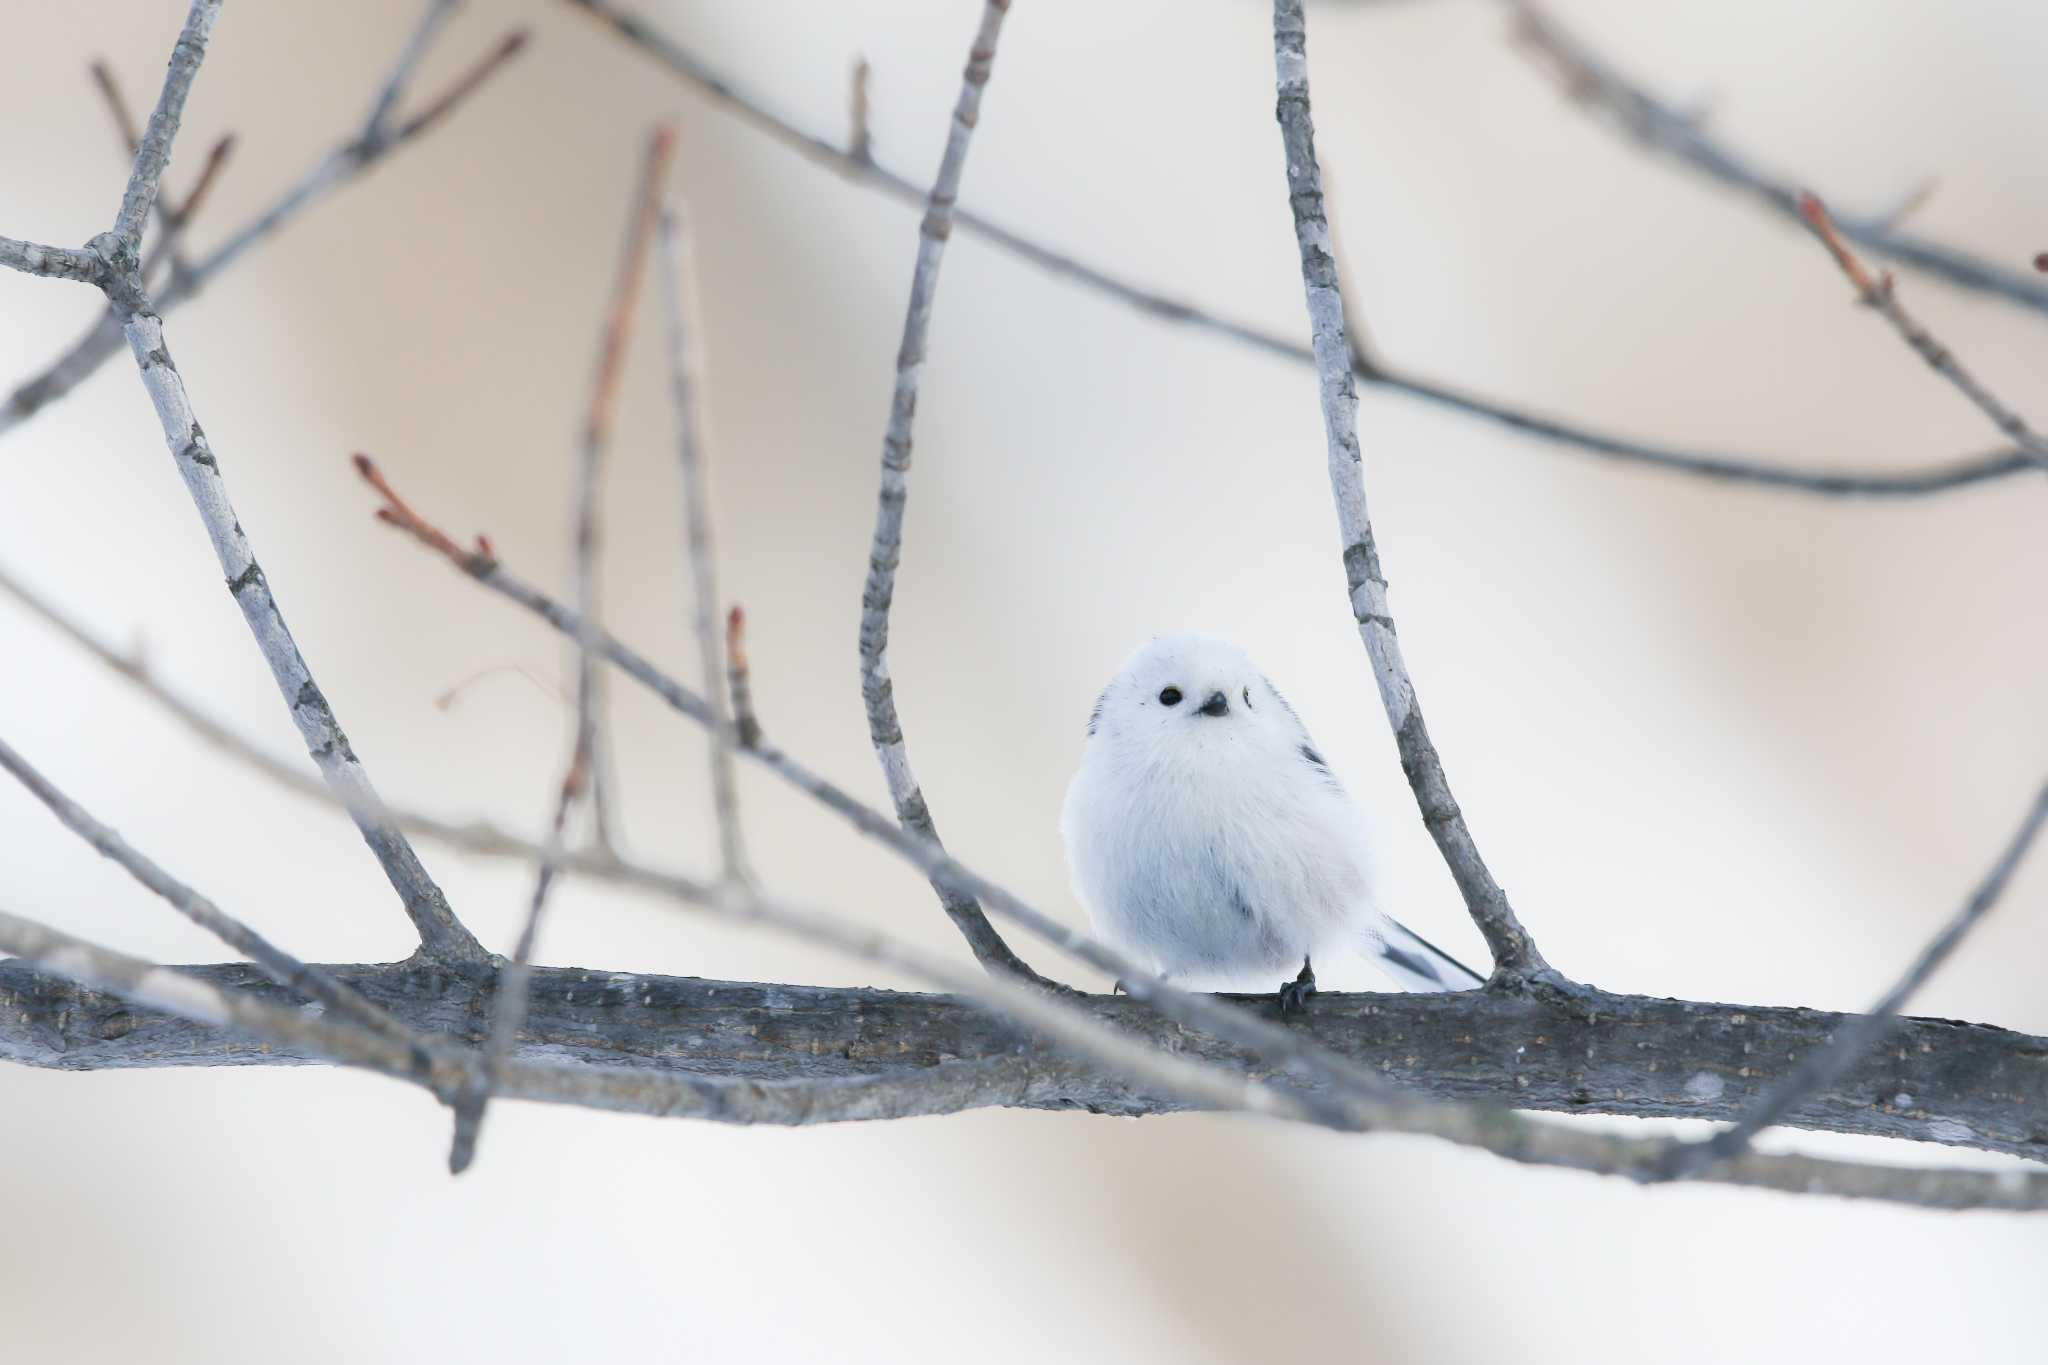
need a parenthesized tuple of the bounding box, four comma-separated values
(1085, 632, 1306, 769)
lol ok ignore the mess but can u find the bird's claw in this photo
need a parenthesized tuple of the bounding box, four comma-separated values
(1276, 958, 1317, 1016)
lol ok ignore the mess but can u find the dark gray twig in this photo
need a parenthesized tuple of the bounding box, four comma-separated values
(857, 0, 1039, 979)
(1271, 0, 1554, 987)
(658, 199, 752, 882)
(1508, 0, 2048, 318)
(1675, 778, 2048, 1175)
(559, 0, 2034, 500)
(1, 19, 527, 436)
(1800, 195, 2048, 473)
(452, 126, 677, 1168)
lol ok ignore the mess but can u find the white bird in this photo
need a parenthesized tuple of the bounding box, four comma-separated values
(1061, 633, 1481, 1009)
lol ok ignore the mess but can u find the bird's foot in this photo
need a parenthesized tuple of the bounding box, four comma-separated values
(1276, 957, 1317, 1016)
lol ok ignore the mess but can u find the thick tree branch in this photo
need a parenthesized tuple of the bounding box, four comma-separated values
(855, 0, 1038, 978)
(7, 955, 2048, 1208)
(1508, 0, 2048, 318)
(559, 0, 2036, 501)
(1271, 0, 1554, 986)
(0, 16, 526, 436)
(13, 541, 2048, 1207)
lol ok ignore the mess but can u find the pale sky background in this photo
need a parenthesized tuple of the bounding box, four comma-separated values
(2, 1, 2046, 1361)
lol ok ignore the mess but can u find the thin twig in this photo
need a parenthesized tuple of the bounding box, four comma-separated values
(1800, 194, 2048, 473)
(568, 125, 675, 856)
(446, 751, 585, 1173)
(0, 19, 526, 436)
(0, 237, 104, 283)
(857, 0, 1038, 979)
(849, 56, 873, 165)
(361, 0, 460, 142)
(0, 733, 435, 1072)
(115, 318, 485, 963)
(559, 0, 2035, 501)
(105, 0, 222, 260)
(658, 199, 752, 882)
(1271, 0, 1556, 987)
(725, 605, 762, 750)
(89, 59, 233, 286)
(1672, 778, 2048, 1175)
(1506, 0, 2048, 318)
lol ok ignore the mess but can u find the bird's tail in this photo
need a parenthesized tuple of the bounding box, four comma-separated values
(1366, 916, 1485, 992)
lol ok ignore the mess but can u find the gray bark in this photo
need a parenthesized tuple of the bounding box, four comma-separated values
(6, 958, 2042, 1162)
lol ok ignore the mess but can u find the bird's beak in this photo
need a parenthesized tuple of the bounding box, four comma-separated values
(1198, 691, 1229, 717)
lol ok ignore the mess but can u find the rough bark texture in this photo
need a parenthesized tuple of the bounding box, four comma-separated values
(5, 957, 2041, 1159)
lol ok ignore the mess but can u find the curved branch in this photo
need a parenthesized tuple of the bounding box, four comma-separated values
(855, 0, 1037, 977)
(1271, 0, 1551, 984)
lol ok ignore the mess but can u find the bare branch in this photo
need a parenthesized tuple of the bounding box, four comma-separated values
(1507, 0, 2048, 318)
(0, 733, 436, 1075)
(657, 199, 752, 882)
(1675, 778, 2048, 1175)
(90, 59, 234, 286)
(0, 910, 456, 1101)
(10, 957, 2048, 1168)
(90, 58, 145, 156)
(117, 313, 485, 964)
(1, 18, 527, 437)
(1271, 0, 1555, 987)
(360, 0, 460, 142)
(447, 753, 583, 1174)
(559, 0, 2035, 500)
(725, 605, 762, 750)
(849, 56, 873, 165)
(106, 0, 223, 260)
(567, 125, 675, 855)
(857, 0, 1038, 978)
(1800, 195, 2048, 473)
(388, 29, 529, 144)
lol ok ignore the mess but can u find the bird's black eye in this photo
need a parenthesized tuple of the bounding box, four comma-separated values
(1158, 687, 1183, 706)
